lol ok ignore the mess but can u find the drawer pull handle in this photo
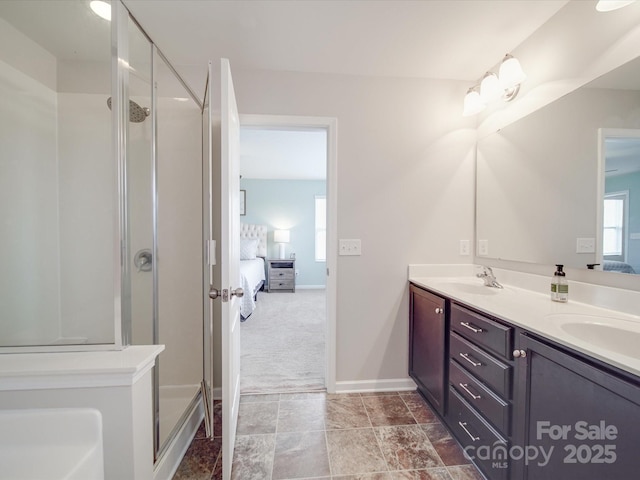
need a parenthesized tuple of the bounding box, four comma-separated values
(460, 321, 483, 333)
(459, 352, 482, 367)
(458, 421, 480, 442)
(459, 383, 481, 400)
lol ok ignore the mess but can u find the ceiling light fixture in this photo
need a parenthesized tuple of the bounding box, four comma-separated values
(90, 0, 111, 21)
(463, 53, 526, 116)
(595, 0, 636, 12)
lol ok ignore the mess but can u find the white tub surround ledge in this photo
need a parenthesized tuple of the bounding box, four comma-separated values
(408, 264, 640, 378)
(0, 345, 164, 480)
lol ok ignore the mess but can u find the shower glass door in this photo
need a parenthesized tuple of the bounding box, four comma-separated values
(154, 49, 204, 452)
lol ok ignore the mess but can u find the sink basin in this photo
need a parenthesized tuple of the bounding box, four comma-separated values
(546, 314, 640, 360)
(560, 322, 640, 360)
(0, 408, 104, 480)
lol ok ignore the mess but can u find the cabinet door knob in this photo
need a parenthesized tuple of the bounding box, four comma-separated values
(513, 349, 527, 358)
(435, 307, 443, 314)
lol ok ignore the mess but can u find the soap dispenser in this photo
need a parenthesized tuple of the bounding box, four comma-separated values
(551, 264, 568, 302)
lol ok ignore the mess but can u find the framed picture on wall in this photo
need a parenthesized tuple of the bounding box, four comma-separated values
(240, 189, 246, 216)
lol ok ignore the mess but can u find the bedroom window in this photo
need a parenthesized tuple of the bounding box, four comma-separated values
(603, 191, 628, 260)
(315, 195, 326, 262)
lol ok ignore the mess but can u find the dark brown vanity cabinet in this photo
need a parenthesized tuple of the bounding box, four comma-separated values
(512, 334, 640, 480)
(408, 283, 640, 480)
(409, 284, 447, 415)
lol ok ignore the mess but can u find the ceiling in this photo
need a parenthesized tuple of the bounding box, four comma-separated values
(123, 0, 569, 83)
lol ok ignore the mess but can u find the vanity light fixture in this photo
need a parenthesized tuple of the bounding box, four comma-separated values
(595, 0, 636, 12)
(463, 53, 526, 116)
(90, 0, 111, 21)
(463, 86, 485, 117)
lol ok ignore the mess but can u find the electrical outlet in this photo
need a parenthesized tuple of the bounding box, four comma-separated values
(576, 237, 595, 254)
(339, 239, 362, 256)
(478, 239, 489, 256)
(459, 240, 470, 256)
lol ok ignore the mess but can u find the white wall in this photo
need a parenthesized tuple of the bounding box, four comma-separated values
(198, 68, 476, 385)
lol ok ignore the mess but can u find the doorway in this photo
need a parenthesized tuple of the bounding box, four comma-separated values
(238, 114, 337, 393)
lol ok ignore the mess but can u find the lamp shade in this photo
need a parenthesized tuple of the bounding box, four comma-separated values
(596, 0, 635, 11)
(480, 72, 501, 103)
(274, 229, 290, 243)
(463, 87, 485, 116)
(499, 54, 526, 90)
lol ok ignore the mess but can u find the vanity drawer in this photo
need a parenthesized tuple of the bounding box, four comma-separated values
(450, 359, 510, 436)
(451, 304, 513, 358)
(449, 387, 509, 480)
(450, 332, 512, 398)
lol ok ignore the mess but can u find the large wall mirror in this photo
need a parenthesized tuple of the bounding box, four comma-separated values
(477, 53, 640, 277)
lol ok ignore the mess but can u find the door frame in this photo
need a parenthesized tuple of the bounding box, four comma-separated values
(239, 114, 338, 393)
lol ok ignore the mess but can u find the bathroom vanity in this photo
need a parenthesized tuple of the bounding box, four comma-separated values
(409, 266, 640, 480)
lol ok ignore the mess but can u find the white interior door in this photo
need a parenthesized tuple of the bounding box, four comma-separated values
(219, 58, 242, 480)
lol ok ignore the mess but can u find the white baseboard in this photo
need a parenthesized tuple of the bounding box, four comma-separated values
(153, 398, 204, 480)
(296, 285, 326, 290)
(212, 386, 222, 400)
(335, 377, 417, 394)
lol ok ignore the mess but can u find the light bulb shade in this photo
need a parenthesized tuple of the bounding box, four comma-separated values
(274, 229, 290, 243)
(463, 87, 485, 116)
(499, 54, 526, 90)
(595, 0, 635, 12)
(90, 0, 112, 21)
(480, 72, 501, 103)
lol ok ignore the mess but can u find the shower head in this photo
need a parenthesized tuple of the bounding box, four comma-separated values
(106, 97, 150, 123)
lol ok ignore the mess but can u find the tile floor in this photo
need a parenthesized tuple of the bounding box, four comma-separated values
(172, 391, 485, 480)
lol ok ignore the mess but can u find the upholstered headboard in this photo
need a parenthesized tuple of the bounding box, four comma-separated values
(240, 224, 268, 257)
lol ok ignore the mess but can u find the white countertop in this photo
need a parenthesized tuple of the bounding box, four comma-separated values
(0, 345, 165, 391)
(409, 264, 640, 378)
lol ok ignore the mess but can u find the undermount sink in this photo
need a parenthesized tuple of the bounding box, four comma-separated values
(546, 314, 640, 360)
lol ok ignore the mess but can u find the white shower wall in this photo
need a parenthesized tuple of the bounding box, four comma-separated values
(0, 19, 115, 347)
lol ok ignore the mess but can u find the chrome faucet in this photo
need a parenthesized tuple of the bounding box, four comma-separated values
(477, 266, 503, 288)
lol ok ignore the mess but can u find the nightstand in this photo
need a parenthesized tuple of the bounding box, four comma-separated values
(267, 259, 296, 292)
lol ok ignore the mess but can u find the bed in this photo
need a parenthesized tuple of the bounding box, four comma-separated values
(239, 224, 267, 320)
(603, 260, 637, 274)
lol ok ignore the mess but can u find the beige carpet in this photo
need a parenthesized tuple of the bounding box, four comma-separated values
(240, 289, 326, 393)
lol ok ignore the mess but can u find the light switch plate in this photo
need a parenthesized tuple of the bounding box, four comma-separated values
(339, 239, 362, 256)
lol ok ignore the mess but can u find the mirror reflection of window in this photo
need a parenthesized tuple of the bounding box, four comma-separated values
(603, 192, 627, 260)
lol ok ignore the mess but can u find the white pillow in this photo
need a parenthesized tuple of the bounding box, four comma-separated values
(240, 238, 259, 260)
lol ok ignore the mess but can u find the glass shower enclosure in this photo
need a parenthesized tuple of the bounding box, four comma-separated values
(0, 0, 207, 462)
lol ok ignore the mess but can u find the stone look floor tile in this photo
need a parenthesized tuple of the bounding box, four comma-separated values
(400, 393, 439, 424)
(326, 392, 362, 400)
(172, 436, 222, 480)
(277, 398, 326, 432)
(333, 473, 392, 479)
(421, 424, 470, 467)
(390, 467, 453, 479)
(325, 396, 372, 430)
(213, 400, 222, 438)
(375, 425, 443, 471)
(446, 465, 485, 480)
(231, 434, 276, 480)
(236, 401, 279, 435)
(363, 395, 417, 427)
(326, 428, 388, 475)
(279, 391, 327, 401)
(271, 430, 331, 479)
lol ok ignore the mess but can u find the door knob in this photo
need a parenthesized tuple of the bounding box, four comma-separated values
(209, 287, 220, 300)
(231, 287, 244, 298)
